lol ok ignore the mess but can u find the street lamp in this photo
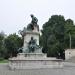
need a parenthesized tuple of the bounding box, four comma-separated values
(69, 25, 75, 49)
(69, 32, 71, 49)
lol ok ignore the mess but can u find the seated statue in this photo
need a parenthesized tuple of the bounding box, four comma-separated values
(31, 14, 38, 25)
(28, 37, 37, 52)
(27, 14, 39, 31)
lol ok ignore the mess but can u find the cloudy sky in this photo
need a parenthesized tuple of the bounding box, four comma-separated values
(0, 0, 75, 35)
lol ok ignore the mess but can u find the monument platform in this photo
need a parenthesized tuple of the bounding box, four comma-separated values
(8, 15, 63, 70)
(9, 53, 63, 70)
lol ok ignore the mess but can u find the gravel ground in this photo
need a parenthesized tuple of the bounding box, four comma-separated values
(0, 62, 75, 75)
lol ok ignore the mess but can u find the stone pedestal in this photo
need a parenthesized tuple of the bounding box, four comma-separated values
(23, 31, 40, 53)
(17, 53, 46, 58)
(9, 53, 63, 70)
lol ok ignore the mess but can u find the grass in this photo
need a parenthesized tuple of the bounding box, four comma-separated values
(0, 59, 8, 63)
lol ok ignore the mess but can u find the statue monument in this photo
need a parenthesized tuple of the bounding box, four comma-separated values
(27, 14, 39, 31)
(9, 14, 63, 70)
(18, 14, 41, 53)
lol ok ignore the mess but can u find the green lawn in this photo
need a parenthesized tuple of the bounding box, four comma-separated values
(0, 59, 8, 63)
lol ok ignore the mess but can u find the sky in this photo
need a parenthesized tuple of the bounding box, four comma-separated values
(0, 0, 75, 35)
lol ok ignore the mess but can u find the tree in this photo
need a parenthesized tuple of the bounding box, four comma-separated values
(41, 15, 65, 59)
(4, 33, 23, 58)
(0, 31, 6, 59)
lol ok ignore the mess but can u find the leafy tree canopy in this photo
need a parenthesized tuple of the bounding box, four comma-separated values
(4, 33, 23, 57)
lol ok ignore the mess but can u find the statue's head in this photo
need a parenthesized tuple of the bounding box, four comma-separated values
(30, 14, 34, 18)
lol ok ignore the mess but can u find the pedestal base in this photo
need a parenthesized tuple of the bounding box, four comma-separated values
(9, 53, 63, 70)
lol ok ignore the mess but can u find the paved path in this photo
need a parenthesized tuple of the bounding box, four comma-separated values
(65, 56, 75, 63)
(0, 62, 75, 75)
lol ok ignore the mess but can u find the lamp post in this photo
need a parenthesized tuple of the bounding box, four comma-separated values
(69, 25, 75, 49)
(69, 32, 71, 49)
